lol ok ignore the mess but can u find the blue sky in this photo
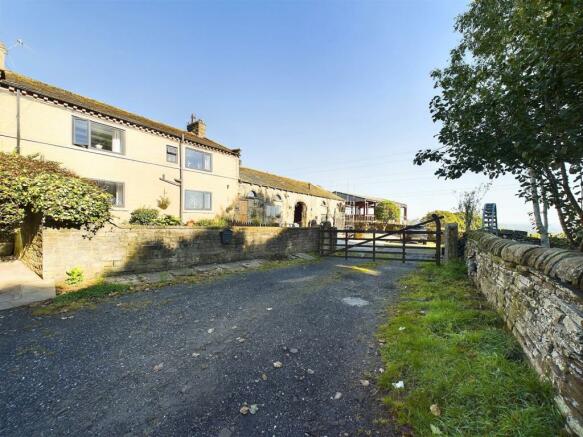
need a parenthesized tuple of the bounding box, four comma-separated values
(0, 0, 559, 231)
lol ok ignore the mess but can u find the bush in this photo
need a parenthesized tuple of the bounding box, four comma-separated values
(65, 267, 84, 286)
(0, 152, 111, 235)
(129, 208, 159, 225)
(188, 217, 231, 228)
(155, 214, 181, 226)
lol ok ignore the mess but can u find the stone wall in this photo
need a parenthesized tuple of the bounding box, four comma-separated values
(14, 213, 43, 277)
(466, 232, 583, 436)
(37, 225, 319, 285)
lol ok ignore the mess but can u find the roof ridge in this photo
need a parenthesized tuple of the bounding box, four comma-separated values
(0, 69, 239, 156)
(240, 167, 342, 201)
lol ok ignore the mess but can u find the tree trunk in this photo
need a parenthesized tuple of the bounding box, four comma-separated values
(544, 169, 576, 247)
(529, 169, 550, 247)
(559, 162, 583, 222)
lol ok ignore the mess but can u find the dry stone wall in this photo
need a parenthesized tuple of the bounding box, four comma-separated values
(37, 225, 319, 285)
(466, 232, 583, 436)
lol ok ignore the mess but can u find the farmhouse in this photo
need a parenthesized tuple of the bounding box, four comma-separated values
(0, 43, 343, 226)
(237, 167, 345, 227)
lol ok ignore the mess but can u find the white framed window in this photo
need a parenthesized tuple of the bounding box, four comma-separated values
(93, 180, 124, 207)
(166, 145, 178, 163)
(185, 190, 212, 210)
(73, 117, 125, 154)
(185, 148, 212, 171)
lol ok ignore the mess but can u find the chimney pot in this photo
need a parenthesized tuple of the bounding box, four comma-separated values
(0, 42, 7, 70)
(186, 113, 207, 138)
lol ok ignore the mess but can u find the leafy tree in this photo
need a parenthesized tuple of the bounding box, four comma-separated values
(421, 209, 481, 234)
(374, 200, 400, 226)
(0, 152, 111, 235)
(414, 0, 583, 249)
(456, 185, 489, 233)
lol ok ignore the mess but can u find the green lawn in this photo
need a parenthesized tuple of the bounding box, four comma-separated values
(378, 261, 565, 436)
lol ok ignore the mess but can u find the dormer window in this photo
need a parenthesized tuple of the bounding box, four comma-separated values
(73, 117, 124, 154)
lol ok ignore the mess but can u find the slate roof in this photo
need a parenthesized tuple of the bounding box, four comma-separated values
(240, 167, 343, 201)
(0, 69, 239, 156)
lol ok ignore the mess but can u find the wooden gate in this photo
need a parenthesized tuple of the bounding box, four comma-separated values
(320, 215, 443, 265)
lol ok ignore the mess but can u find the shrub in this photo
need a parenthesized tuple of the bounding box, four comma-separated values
(188, 217, 231, 228)
(65, 267, 84, 286)
(129, 208, 159, 225)
(155, 214, 181, 226)
(0, 152, 111, 235)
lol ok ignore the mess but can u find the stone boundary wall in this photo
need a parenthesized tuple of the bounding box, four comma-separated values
(466, 232, 583, 436)
(34, 225, 319, 285)
(14, 213, 43, 277)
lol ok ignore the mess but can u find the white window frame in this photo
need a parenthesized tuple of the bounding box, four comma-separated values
(185, 190, 212, 211)
(185, 147, 212, 172)
(72, 116, 125, 155)
(93, 179, 125, 208)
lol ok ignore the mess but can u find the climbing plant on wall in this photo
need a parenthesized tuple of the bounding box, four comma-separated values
(0, 152, 112, 235)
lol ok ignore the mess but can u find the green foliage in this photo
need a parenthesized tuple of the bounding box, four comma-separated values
(32, 282, 130, 316)
(374, 200, 400, 225)
(129, 208, 181, 226)
(129, 208, 159, 225)
(415, 1, 583, 248)
(155, 214, 181, 226)
(189, 217, 231, 228)
(378, 262, 564, 436)
(0, 152, 111, 235)
(65, 267, 84, 286)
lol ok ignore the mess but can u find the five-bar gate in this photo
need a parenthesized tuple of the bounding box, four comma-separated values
(320, 215, 443, 265)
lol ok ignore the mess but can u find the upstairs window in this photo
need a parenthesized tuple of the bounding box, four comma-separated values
(185, 148, 212, 171)
(185, 190, 212, 210)
(93, 180, 124, 207)
(166, 145, 178, 163)
(73, 117, 124, 154)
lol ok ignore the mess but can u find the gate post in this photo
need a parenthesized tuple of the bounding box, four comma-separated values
(433, 214, 442, 266)
(444, 223, 459, 262)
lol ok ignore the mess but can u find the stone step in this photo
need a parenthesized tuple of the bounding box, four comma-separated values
(0, 261, 55, 310)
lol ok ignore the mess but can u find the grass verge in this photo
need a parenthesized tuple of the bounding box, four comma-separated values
(378, 261, 564, 436)
(32, 256, 318, 316)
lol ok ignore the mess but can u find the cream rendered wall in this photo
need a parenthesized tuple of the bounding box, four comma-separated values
(0, 88, 239, 222)
(238, 182, 344, 227)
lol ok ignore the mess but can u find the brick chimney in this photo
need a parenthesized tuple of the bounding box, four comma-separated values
(186, 113, 206, 138)
(0, 41, 7, 70)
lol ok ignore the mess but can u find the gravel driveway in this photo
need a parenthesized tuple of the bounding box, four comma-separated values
(0, 258, 414, 436)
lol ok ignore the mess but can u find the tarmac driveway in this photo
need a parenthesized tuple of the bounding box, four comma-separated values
(0, 258, 414, 436)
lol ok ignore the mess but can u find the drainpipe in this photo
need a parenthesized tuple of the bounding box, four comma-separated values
(159, 134, 184, 224)
(179, 133, 184, 224)
(16, 89, 21, 154)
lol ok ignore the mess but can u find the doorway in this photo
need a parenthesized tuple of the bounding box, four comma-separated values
(293, 202, 307, 227)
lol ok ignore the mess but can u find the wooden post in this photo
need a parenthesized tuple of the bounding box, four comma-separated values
(401, 229, 406, 263)
(372, 230, 376, 262)
(433, 214, 442, 266)
(345, 230, 348, 260)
